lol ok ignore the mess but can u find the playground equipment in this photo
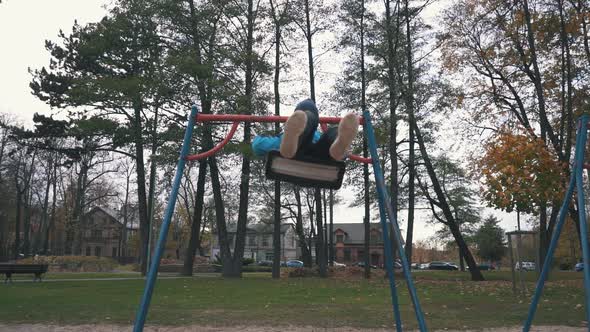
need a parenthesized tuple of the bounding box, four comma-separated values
(523, 115, 590, 331)
(132, 105, 428, 332)
(132, 107, 590, 331)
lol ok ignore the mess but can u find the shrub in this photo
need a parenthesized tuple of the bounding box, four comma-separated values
(242, 258, 255, 266)
(287, 267, 319, 278)
(19, 256, 117, 272)
(559, 262, 573, 270)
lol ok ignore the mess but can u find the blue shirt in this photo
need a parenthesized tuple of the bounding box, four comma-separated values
(251, 131, 321, 157)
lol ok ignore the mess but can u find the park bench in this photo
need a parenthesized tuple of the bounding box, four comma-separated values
(0, 264, 49, 283)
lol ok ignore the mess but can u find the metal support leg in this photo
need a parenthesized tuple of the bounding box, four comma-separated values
(376, 186, 403, 332)
(574, 119, 590, 331)
(523, 115, 588, 331)
(363, 109, 428, 332)
(133, 105, 199, 332)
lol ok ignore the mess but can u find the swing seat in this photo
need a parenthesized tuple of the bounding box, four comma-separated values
(264, 150, 346, 189)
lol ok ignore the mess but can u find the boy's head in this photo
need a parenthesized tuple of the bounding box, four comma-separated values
(295, 99, 318, 113)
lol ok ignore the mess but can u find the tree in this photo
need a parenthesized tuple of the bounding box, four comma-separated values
(30, 0, 179, 274)
(421, 156, 481, 271)
(479, 131, 565, 215)
(474, 215, 506, 263)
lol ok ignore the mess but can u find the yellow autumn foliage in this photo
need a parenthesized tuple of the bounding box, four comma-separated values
(479, 131, 566, 214)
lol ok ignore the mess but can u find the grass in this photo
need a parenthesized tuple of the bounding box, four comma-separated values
(0, 271, 586, 329)
(7, 272, 142, 281)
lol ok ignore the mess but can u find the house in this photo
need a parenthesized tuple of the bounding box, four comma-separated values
(81, 206, 139, 259)
(210, 223, 298, 262)
(333, 223, 386, 266)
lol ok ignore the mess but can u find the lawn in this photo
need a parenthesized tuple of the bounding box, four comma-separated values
(0, 271, 586, 330)
(7, 272, 142, 281)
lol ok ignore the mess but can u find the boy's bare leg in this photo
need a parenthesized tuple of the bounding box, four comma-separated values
(280, 110, 308, 158)
(329, 113, 359, 161)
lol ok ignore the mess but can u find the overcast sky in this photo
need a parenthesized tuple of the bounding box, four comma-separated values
(0, 0, 521, 245)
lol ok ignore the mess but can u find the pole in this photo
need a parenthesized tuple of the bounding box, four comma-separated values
(523, 116, 588, 331)
(133, 105, 199, 332)
(364, 108, 428, 332)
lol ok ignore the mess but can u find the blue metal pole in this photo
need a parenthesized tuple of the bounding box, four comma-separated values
(522, 116, 587, 331)
(363, 109, 428, 332)
(574, 116, 590, 331)
(133, 105, 200, 332)
(375, 183, 403, 332)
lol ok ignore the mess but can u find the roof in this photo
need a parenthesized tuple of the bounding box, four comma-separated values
(221, 223, 294, 234)
(333, 223, 384, 244)
(84, 206, 139, 230)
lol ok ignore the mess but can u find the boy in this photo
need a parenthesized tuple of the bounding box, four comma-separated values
(252, 99, 359, 161)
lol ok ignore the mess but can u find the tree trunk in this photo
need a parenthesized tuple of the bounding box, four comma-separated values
(133, 106, 150, 276)
(182, 159, 208, 276)
(294, 188, 312, 266)
(14, 167, 21, 260)
(360, 0, 371, 278)
(315, 189, 327, 277)
(329, 190, 334, 266)
(271, 0, 282, 278)
(304, 0, 315, 101)
(405, 126, 415, 264)
(412, 122, 484, 281)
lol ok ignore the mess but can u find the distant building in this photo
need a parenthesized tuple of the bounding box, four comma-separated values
(210, 223, 298, 262)
(80, 206, 139, 259)
(333, 223, 386, 266)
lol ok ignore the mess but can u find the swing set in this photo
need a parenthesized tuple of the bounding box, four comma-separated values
(131, 105, 590, 332)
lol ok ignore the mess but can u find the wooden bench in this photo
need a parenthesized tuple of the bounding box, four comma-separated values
(0, 264, 49, 283)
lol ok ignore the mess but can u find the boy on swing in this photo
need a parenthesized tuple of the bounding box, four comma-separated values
(252, 99, 359, 161)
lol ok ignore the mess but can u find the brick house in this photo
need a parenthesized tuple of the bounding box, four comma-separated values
(210, 223, 298, 262)
(333, 223, 386, 266)
(81, 206, 138, 259)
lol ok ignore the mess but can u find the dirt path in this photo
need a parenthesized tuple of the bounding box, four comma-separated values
(0, 324, 586, 331)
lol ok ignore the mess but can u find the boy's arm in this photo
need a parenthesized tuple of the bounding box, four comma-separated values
(251, 135, 282, 157)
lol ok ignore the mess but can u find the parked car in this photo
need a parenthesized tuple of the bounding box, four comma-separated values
(575, 262, 584, 272)
(515, 261, 536, 271)
(354, 261, 378, 269)
(468, 264, 495, 271)
(286, 260, 304, 268)
(428, 261, 459, 271)
(332, 261, 346, 268)
(411, 263, 421, 270)
(256, 260, 273, 266)
(419, 263, 430, 270)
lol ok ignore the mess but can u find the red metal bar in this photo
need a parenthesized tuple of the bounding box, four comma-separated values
(196, 113, 365, 125)
(186, 122, 240, 161)
(191, 114, 372, 164)
(350, 154, 372, 164)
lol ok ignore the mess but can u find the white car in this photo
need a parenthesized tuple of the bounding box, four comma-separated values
(333, 261, 346, 268)
(515, 261, 536, 271)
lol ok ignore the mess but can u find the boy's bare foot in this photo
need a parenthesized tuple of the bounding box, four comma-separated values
(329, 113, 359, 161)
(280, 110, 307, 158)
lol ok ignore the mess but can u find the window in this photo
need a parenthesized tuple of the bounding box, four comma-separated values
(95, 246, 102, 257)
(344, 248, 351, 261)
(336, 234, 344, 243)
(92, 229, 102, 239)
(262, 235, 269, 247)
(112, 247, 117, 258)
(265, 252, 273, 261)
(370, 231, 382, 243)
(85, 246, 91, 256)
(228, 235, 234, 245)
(248, 235, 256, 247)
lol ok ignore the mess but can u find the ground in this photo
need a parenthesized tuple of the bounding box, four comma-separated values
(0, 271, 586, 331)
